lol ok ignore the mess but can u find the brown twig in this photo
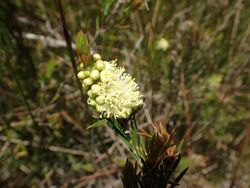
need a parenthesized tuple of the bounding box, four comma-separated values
(55, 0, 89, 117)
(0, 135, 90, 157)
(75, 167, 119, 188)
(147, 0, 162, 47)
(228, 0, 243, 59)
(180, 72, 193, 153)
(60, 110, 84, 133)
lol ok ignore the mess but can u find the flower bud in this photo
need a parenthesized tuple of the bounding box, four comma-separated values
(80, 63, 84, 69)
(90, 69, 100, 80)
(93, 53, 102, 61)
(95, 95, 105, 105)
(77, 71, 84, 79)
(87, 98, 96, 107)
(82, 78, 93, 88)
(78, 71, 90, 80)
(87, 90, 95, 98)
(91, 84, 101, 95)
(95, 60, 105, 71)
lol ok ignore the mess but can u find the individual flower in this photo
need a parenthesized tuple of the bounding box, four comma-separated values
(78, 54, 143, 119)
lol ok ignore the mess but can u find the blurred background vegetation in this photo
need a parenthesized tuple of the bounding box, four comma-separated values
(0, 0, 250, 187)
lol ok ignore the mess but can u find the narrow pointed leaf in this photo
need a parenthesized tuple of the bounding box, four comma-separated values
(170, 167, 189, 188)
(87, 119, 107, 129)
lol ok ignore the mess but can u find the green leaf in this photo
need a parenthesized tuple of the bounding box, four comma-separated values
(101, 0, 116, 16)
(130, 120, 144, 159)
(118, 134, 139, 160)
(95, 16, 100, 30)
(46, 60, 57, 78)
(75, 32, 89, 55)
(130, 119, 139, 147)
(107, 119, 140, 160)
(110, 119, 128, 140)
(87, 119, 107, 129)
(177, 139, 184, 152)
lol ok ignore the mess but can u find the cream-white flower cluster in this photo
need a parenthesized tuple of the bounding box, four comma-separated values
(77, 54, 143, 119)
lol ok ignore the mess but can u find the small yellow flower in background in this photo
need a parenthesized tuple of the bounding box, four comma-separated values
(155, 37, 169, 51)
(78, 53, 143, 119)
(208, 74, 222, 89)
